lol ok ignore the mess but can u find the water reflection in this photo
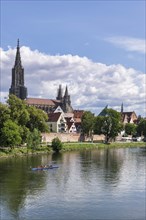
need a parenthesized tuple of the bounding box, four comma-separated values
(0, 156, 47, 219)
(79, 148, 124, 187)
(0, 147, 145, 220)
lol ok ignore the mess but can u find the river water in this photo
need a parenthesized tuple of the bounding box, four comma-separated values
(0, 147, 145, 220)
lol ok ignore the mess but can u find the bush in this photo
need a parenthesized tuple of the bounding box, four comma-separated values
(51, 137, 63, 152)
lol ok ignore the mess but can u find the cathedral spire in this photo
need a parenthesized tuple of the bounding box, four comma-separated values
(121, 103, 123, 113)
(9, 40, 27, 100)
(14, 38, 22, 68)
(56, 84, 63, 100)
(61, 85, 73, 113)
(64, 85, 69, 97)
(17, 38, 19, 47)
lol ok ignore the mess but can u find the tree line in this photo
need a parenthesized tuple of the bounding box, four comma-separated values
(81, 110, 146, 143)
(0, 95, 145, 148)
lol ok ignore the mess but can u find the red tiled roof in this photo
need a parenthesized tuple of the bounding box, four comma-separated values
(26, 98, 57, 106)
(74, 118, 81, 123)
(122, 111, 134, 116)
(48, 112, 62, 122)
(73, 110, 84, 118)
(122, 111, 137, 123)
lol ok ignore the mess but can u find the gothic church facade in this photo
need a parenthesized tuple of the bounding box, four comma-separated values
(9, 40, 27, 100)
(9, 40, 73, 113)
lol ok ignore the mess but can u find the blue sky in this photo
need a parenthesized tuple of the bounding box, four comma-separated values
(0, 0, 146, 116)
(1, 0, 145, 71)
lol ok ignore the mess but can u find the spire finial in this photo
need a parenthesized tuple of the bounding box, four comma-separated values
(64, 85, 68, 97)
(121, 102, 123, 113)
(17, 39, 19, 48)
(14, 39, 22, 67)
(56, 84, 63, 100)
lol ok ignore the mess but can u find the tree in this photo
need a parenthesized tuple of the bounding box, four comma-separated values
(0, 103, 10, 124)
(94, 116, 104, 134)
(7, 95, 49, 133)
(124, 123, 137, 136)
(51, 137, 63, 153)
(0, 95, 50, 148)
(0, 103, 11, 138)
(19, 126, 30, 144)
(0, 120, 22, 147)
(81, 111, 95, 138)
(94, 109, 123, 143)
(137, 119, 146, 137)
(26, 106, 49, 132)
(26, 129, 41, 151)
(7, 94, 30, 126)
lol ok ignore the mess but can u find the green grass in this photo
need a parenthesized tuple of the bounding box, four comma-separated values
(62, 141, 146, 151)
(62, 143, 99, 151)
(0, 142, 145, 157)
(0, 145, 52, 157)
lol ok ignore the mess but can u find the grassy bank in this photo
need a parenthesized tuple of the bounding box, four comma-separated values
(0, 145, 52, 157)
(62, 141, 146, 151)
(0, 142, 145, 157)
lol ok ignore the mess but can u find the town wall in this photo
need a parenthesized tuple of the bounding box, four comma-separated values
(41, 133, 105, 143)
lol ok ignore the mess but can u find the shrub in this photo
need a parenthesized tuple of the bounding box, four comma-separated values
(51, 137, 63, 152)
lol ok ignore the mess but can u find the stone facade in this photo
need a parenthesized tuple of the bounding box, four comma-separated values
(9, 39, 27, 100)
(41, 132, 105, 143)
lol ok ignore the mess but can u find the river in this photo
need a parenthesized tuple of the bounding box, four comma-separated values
(0, 147, 145, 220)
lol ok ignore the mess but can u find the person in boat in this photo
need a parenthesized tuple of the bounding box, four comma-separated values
(38, 165, 43, 168)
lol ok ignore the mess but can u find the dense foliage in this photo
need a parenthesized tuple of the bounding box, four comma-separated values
(94, 109, 123, 143)
(0, 120, 22, 147)
(124, 123, 137, 136)
(27, 128, 42, 151)
(51, 137, 63, 152)
(136, 119, 146, 137)
(0, 95, 49, 148)
(81, 111, 94, 138)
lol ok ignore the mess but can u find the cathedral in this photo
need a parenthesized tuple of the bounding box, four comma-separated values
(9, 39, 27, 100)
(9, 40, 73, 113)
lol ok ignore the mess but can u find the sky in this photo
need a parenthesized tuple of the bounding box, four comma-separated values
(0, 0, 146, 116)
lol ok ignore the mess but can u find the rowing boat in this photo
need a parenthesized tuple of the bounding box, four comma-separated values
(31, 165, 59, 171)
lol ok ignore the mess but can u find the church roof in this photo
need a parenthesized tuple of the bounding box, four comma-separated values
(48, 112, 62, 122)
(74, 118, 81, 123)
(73, 110, 84, 118)
(26, 98, 57, 106)
(98, 105, 108, 116)
(67, 121, 74, 130)
(64, 113, 74, 118)
(121, 111, 137, 123)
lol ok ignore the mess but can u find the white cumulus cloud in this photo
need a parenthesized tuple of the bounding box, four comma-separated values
(106, 36, 145, 54)
(0, 46, 145, 116)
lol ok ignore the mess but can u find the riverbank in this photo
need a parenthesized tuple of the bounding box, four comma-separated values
(0, 145, 52, 158)
(62, 142, 146, 151)
(0, 142, 145, 158)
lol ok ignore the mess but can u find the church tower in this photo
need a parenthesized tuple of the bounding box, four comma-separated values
(9, 39, 27, 100)
(62, 85, 73, 113)
(56, 84, 63, 101)
(121, 103, 123, 113)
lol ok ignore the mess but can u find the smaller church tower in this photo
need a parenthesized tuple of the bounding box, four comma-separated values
(62, 85, 73, 113)
(56, 84, 63, 101)
(9, 39, 27, 100)
(121, 103, 123, 113)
